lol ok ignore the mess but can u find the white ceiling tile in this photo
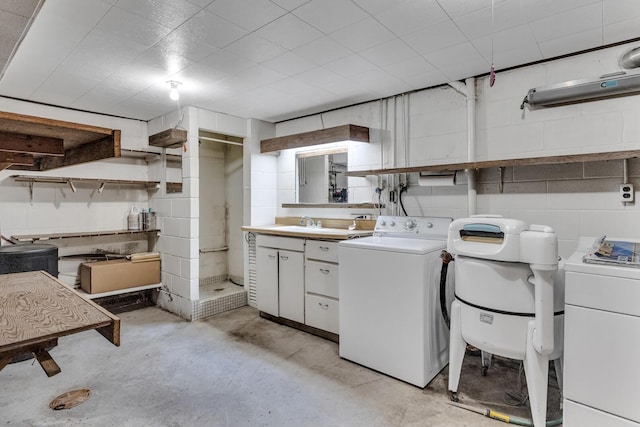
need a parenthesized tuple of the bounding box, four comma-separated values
(225, 34, 288, 63)
(454, 0, 528, 40)
(0, 12, 27, 58)
(206, 0, 286, 32)
(323, 55, 377, 78)
(293, 0, 369, 33)
(133, 46, 194, 76)
(374, 0, 449, 36)
(470, 25, 540, 63)
(0, 0, 40, 17)
(260, 51, 316, 76)
(520, 0, 602, 23)
(538, 28, 604, 59)
(401, 69, 449, 90)
(0, 67, 53, 97)
(173, 63, 233, 87)
(222, 64, 286, 90)
(115, 0, 201, 28)
(603, 0, 640, 25)
(404, 20, 468, 56)
(291, 36, 351, 65)
(45, 0, 112, 27)
(184, 0, 211, 8)
(424, 42, 489, 78)
(198, 50, 257, 75)
(154, 28, 219, 63)
(32, 70, 98, 105)
(351, 0, 398, 15)
(604, 16, 640, 44)
(530, 3, 602, 43)
(436, 0, 498, 17)
(382, 56, 437, 79)
(254, 13, 323, 50)
(95, 6, 173, 48)
(294, 66, 344, 87)
(330, 17, 396, 52)
(178, 9, 249, 49)
(360, 39, 417, 68)
(268, 0, 311, 12)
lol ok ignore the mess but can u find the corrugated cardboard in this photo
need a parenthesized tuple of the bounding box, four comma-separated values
(80, 258, 160, 294)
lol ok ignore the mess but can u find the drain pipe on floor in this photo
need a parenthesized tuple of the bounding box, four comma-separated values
(448, 77, 477, 216)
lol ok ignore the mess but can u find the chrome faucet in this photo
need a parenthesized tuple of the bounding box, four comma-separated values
(300, 216, 315, 227)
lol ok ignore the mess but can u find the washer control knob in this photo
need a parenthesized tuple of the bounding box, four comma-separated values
(404, 218, 417, 230)
(379, 220, 386, 226)
(389, 220, 396, 226)
(426, 222, 433, 228)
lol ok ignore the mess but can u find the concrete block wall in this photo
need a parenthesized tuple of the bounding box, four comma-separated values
(150, 106, 250, 320)
(0, 98, 156, 285)
(272, 41, 640, 258)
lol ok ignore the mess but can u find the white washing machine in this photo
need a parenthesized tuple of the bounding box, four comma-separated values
(338, 216, 453, 388)
(563, 237, 640, 427)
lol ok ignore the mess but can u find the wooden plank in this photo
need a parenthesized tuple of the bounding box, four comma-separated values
(0, 163, 11, 171)
(34, 349, 61, 377)
(0, 152, 33, 165)
(11, 174, 159, 187)
(10, 228, 159, 243)
(345, 149, 640, 176)
(0, 131, 64, 156)
(149, 128, 187, 149)
(37, 130, 121, 171)
(261, 124, 369, 153)
(0, 111, 113, 142)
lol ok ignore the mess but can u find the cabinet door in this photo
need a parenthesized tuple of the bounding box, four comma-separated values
(256, 247, 279, 316)
(278, 249, 304, 323)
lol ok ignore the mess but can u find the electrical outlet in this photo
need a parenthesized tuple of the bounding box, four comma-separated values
(620, 183, 634, 203)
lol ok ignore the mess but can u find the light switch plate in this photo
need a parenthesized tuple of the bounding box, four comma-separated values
(620, 183, 634, 203)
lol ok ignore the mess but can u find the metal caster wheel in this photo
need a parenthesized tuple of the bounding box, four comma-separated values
(481, 366, 488, 376)
(449, 391, 459, 402)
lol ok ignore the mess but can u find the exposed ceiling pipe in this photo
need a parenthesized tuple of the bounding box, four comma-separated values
(448, 78, 477, 216)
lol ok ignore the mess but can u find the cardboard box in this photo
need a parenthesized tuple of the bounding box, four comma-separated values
(80, 258, 160, 294)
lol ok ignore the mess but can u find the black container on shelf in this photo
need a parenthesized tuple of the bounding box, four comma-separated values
(0, 243, 58, 277)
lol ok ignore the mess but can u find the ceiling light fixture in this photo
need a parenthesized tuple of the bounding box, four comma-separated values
(167, 80, 181, 101)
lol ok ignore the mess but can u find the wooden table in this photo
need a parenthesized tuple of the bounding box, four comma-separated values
(0, 271, 120, 377)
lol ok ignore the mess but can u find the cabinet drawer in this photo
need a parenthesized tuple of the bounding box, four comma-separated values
(305, 294, 339, 335)
(566, 271, 640, 316)
(306, 240, 338, 263)
(256, 234, 304, 252)
(305, 260, 338, 298)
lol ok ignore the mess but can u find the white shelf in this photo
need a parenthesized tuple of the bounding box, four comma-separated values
(74, 283, 162, 299)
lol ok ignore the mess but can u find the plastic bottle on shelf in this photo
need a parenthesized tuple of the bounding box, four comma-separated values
(128, 206, 140, 230)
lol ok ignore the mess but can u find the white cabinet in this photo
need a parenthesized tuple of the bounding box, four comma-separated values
(256, 235, 305, 324)
(304, 240, 339, 335)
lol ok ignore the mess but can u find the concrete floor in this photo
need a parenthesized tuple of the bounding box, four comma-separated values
(0, 306, 562, 426)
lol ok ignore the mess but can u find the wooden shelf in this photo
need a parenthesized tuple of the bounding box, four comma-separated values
(75, 283, 161, 300)
(12, 174, 161, 187)
(149, 128, 187, 149)
(11, 229, 160, 243)
(261, 124, 369, 153)
(345, 149, 640, 176)
(0, 111, 120, 171)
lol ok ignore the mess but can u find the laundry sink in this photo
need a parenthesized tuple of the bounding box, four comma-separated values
(274, 225, 349, 235)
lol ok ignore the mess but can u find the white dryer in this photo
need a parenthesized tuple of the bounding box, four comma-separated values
(338, 216, 453, 388)
(563, 237, 640, 427)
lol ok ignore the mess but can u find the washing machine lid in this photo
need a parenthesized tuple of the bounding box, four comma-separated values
(339, 236, 445, 254)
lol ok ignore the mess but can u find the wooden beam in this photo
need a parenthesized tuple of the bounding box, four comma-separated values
(0, 163, 11, 171)
(34, 349, 61, 377)
(149, 128, 187, 149)
(38, 130, 121, 171)
(0, 152, 33, 166)
(0, 111, 113, 139)
(260, 124, 369, 153)
(0, 130, 64, 156)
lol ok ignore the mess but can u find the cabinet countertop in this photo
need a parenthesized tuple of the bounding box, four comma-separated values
(242, 224, 373, 240)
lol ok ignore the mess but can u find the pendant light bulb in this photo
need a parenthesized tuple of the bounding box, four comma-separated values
(167, 80, 181, 101)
